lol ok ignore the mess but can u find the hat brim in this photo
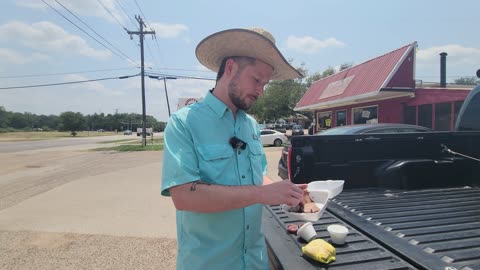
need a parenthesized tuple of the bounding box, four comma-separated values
(195, 28, 303, 81)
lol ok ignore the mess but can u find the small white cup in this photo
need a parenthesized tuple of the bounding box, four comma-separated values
(327, 224, 349, 245)
(297, 222, 317, 242)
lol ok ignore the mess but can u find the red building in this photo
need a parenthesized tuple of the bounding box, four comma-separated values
(295, 42, 472, 132)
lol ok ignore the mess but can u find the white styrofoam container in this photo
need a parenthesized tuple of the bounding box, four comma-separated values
(307, 180, 345, 199)
(282, 190, 329, 221)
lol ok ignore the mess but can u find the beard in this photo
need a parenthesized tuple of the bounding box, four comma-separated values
(228, 77, 255, 111)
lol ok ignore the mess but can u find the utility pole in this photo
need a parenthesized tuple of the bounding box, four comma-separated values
(126, 16, 155, 146)
(163, 77, 178, 117)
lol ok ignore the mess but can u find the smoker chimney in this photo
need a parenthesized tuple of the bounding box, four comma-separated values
(440, 52, 447, 87)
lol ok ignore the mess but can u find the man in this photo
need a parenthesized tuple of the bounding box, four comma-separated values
(161, 27, 305, 270)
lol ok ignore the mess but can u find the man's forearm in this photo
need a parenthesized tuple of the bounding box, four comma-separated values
(169, 181, 264, 213)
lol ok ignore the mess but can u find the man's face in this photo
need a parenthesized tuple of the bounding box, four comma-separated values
(228, 59, 273, 111)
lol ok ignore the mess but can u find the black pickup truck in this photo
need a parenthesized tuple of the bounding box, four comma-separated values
(263, 85, 480, 270)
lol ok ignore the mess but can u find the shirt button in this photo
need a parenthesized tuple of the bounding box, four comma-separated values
(245, 249, 247, 254)
(246, 225, 249, 230)
(238, 151, 241, 155)
(242, 175, 245, 179)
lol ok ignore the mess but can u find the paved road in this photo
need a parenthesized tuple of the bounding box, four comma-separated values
(0, 135, 134, 153)
(0, 135, 284, 269)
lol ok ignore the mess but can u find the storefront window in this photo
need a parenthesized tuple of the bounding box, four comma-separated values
(435, 102, 451, 131)
(352, 105, 378, 124)
(418, 104, 432, 128)
(316, 111, 332, 130)
(405, 106, 416, 125)
(336, 110, 347, 126)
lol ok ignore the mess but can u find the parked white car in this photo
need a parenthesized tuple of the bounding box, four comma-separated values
(260, 129, 288, 146)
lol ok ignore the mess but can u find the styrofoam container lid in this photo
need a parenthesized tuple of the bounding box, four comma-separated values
(308, 180, 344, 199)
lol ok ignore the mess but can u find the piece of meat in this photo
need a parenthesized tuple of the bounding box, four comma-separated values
(303, 192, 314, 204)
(303, 202, 320, 213)
(300, 191, 320, 213)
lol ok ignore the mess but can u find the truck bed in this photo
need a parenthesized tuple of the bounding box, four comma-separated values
(264, 186, 480, 270)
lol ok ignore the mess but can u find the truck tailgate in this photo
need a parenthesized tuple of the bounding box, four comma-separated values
(264, 186, 480, 270)
(328, 187, 480, 270)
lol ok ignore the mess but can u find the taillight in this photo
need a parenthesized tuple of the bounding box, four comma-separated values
(287, 145, 292, 181)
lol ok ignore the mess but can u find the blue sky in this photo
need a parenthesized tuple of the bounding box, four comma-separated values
(1, 0, 479, 122)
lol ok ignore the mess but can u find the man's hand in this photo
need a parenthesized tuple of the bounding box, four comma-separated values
(259, 181, 307, 207)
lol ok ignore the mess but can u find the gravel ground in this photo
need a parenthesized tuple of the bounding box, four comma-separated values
(0, 230, 177, 270)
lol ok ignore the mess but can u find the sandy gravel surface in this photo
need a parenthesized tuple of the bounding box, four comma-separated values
(0, 230, 177, 270)
(0, 137, 283, 270)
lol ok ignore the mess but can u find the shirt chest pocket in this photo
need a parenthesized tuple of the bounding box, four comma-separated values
(196, 144, 234, 183)
(248, 141, 264, 186)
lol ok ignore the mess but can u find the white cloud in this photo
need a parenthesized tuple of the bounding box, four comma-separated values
(150, 22, 188, 38)
(63, 74, 123, 96)
(0, 48, 51, 65)
(417, 44, 480, 66)
(15, 0, 126, 25)
(286, 36, 346, 54)
(0, 21, 112, 59)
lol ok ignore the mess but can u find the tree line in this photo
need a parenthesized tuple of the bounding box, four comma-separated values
(0, 106, 166, 133)
(0, 65, 351, 134)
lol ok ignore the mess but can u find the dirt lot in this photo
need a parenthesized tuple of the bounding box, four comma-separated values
(0, 137, 284, 270)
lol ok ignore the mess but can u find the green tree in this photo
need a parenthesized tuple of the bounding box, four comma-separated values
(339, 63, 353, 71)
(8, 112, 29, 129)
(0, 106, 8, 128)
(34, 114, 59, 131)
(454, 77, 479, 86)
(249, 79, 307, 123)
(59, 111, 85, 135)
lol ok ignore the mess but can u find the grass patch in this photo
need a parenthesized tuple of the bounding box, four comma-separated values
(0, 131, 118, 141)
(94, 137, 164, 151)
(97, 138, 137, 144)
(94, 143, 163, 151)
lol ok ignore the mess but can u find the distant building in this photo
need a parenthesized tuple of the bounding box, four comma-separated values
(295, 42, 472, 132)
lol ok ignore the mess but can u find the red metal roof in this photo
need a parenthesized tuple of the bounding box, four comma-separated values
(295, 42, 417, 111)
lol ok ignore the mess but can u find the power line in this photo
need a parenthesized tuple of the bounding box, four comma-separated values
(115, 0, 138, 30)
(96, 0, 140, 62)
(131, 0, 162, 67)
(149, 67, 215, 73)
(0, 67, 139, 79)
(144, 38, 159, 66)
(41, 0, 136, 66)
(54, 0, 137, 65)
(146, 72, 215, 81)
(96, 0, 127, 30)
(133, 0, 152, 30)
(0, 74, 139, 90)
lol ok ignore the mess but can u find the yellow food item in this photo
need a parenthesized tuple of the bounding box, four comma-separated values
(301, 239, 336, 264)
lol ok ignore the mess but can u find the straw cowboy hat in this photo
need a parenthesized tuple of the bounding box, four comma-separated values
(195, 27, 303, 80)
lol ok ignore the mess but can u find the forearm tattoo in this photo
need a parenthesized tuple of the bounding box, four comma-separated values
(190, 181, 211, 191)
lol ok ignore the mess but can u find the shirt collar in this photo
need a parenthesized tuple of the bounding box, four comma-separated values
(205, 89, 246, 119)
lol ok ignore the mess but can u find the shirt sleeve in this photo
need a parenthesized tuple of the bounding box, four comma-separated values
(161, 114, 200, 196)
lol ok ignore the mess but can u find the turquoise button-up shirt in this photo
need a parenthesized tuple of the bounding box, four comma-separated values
(161, 90, 269, 270)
